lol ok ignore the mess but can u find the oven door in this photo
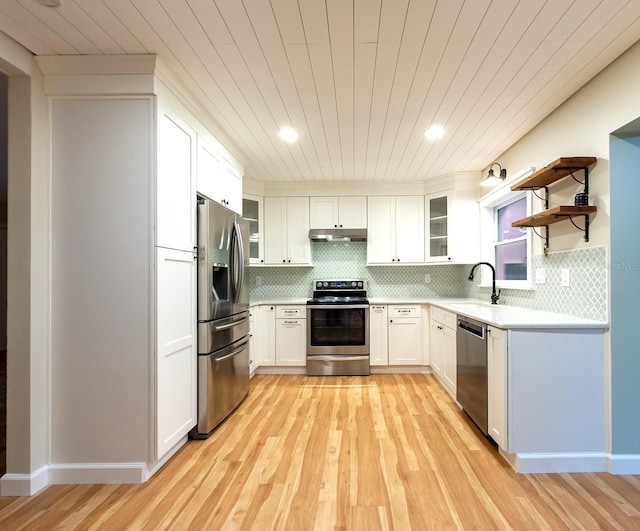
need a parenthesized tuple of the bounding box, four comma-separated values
(306, 304, 369, 356)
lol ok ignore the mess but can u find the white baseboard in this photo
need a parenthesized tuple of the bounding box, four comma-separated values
(0, 465, 49, 496)
(47, 463, 148, 484)
(370, 366, 431, 374)
(513, 452, 608, 473)
(49, 435, 188, 485)
(255, 366, 433, 376)
(608, 454, 640, 474)
(0, 436, 189, 496)
(255, 366, 306, 375)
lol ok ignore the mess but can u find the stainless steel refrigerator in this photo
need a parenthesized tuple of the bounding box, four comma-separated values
(191, 197, 250, 438)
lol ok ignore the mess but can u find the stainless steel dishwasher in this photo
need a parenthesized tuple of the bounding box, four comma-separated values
(456, 315, 488, 435)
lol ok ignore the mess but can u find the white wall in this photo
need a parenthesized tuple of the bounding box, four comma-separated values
(0, 32, 50, 494)
(483, 40, 640, 253)
(50, 98, 153, 464)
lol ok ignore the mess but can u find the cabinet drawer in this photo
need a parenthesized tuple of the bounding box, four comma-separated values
(431, 306, 444, 323)
(388, 305, 421, 318)
(442, 310, 457, 330)
(430, 306, 457, 329)
(276, 306, 306, 319)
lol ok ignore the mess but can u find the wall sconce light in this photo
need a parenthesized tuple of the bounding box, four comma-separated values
(481, 163, 507, 187)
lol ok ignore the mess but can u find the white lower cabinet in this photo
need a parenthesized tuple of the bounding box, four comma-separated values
(442, 325, 457, 393)
(255, 305, 276, 366)
(369, 305, 388, 366)
(249, 309, 256, 376)
(156, 247, 197, 459)
(430, 319, 444, 377)
(388, 305, 422, 365)
(430, 306, 457, 397)
(275, 306, 306, 366)
(487, 325, 507, 450)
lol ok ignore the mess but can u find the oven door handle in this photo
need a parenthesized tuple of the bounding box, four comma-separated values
(306, 355, 369, 362)
(307, 304, 369, 310)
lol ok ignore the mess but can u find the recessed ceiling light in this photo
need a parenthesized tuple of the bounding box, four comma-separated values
(279, 127, 299, 143)
(424, 125, 445, 141)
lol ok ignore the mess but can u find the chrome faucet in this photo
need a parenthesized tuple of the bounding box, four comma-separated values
(468, 262, 501, 305)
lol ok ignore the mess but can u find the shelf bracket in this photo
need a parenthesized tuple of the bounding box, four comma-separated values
(530, 186, 549, 209)
(565, 215, 590, 242)
(554, 214, 591, 242)
(530, 225, 550, 255)
(555, 166, 590, 195)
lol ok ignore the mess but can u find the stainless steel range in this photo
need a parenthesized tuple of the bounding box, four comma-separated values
(306, 279, 370, 376)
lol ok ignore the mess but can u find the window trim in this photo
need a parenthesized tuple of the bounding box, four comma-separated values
(479, 170, 534, 290)
(493, 195, 530, 287)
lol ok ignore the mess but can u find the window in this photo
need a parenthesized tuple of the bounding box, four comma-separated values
(495, 196, 528, 281)
(479, 171, 533, 290)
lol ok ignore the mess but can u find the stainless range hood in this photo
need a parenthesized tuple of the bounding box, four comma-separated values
(309, 228, 367, 242)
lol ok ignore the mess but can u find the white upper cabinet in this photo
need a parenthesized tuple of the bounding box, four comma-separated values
(425, 192, 451, 262)
(156, 106, 197, 252)
(426, 189, 479, 263)
(223, 162, 243, 214)
(264, 196, 311, 265)
(367, 196, 395, 263)
(196, 135, 243, 215)
(367, 196, 425, 264)
(310, 196, 367, 229)
(243, 194, 264, 265)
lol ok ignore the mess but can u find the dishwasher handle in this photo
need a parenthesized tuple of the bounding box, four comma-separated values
(457, 317, 486, 339)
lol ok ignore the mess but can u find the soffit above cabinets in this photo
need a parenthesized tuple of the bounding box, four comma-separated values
(2, 1, 640, 183)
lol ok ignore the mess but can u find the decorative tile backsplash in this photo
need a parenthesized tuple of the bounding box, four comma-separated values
(464, 246, 609, 321)
(249, 242, 608, 321)
(249, 242, 468, 300)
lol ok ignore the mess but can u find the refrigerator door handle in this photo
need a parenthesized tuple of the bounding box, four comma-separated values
(230, 221, 244, 304)
(236, 221, 245, 297)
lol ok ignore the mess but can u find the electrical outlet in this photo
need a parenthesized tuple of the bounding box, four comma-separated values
(535, 268, 546, 284)
(424, 273, 431, 284)
(561, 269, 570, 287)
(255, 275, 262, 286)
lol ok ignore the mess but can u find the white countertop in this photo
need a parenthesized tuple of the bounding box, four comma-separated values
(368, 297, 608, 329)
(250, 298, 307, 307)
(249, 297, 608, 329)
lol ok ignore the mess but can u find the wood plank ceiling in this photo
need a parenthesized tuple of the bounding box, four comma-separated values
(1, 0, 640, 182)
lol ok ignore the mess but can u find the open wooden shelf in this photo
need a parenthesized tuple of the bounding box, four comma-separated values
(511, 157, 597, 191)
(512, 205, 597, 227)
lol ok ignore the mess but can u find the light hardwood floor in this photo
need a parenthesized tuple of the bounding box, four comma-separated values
(1, 374, 639, 530)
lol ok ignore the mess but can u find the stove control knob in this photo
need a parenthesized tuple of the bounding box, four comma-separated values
(323, 281, 329, 287)
(357, 281, 363, 288)
(351, 281, 356, 287)
(316, 281, 322, 289)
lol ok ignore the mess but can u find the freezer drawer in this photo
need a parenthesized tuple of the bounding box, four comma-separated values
(193, 337, 250, 438)
(198, 310, 250, 355)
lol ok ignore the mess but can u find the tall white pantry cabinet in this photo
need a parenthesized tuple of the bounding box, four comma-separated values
(41, 56, 233, 484)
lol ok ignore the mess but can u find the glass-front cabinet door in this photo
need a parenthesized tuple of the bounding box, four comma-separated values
(242, 194, 264, 264)
(425, 192, 451, 262)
